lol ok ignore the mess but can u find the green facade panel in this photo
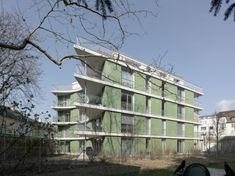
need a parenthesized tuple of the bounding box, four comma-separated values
(133, 138, 146, 156)
(166, 121, 177, 137)
(103, 137, 121, 156)
(185, 124, 194, 138)
(134, 116, 146, 135)
(184, 140, 194, 152)
(102, 112, 121, 133)
(165, 83, 177, 100)
(150, 77, 162, 96)
(70, 92, 78, 104)
(151, 139, 162, 155)
(151, 98, 161, 116)
(71, 109, 79, 122)
(185, 90, 194, 105)
(166, 102, 177, 118)
(166, 139, 177, 152)
(134, 94, 146, 113)
(102, 86, 121, 109)
(102, 61, 121, 83)
(185, 107, 194, 121)
(70, 141, 79, 154)
(134, 72, 146, 91)
(151, 119, 162, 135)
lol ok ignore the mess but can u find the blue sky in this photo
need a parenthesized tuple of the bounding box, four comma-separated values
(2, 0, 235, 118)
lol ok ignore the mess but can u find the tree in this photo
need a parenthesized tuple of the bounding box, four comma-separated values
(210, 0, 235, 21)
(0, 0, 157, 66)
(0, 12, 41, 105)
(210, 113, 226, 156)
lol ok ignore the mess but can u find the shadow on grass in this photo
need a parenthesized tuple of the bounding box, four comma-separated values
(4, 153, 235, 176)
(112, 168, 174, 176)
(37, 161, 141, 176)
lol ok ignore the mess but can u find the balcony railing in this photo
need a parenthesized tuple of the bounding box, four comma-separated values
(56, 116, 79, 123)
(53, 101, 73, 107)
(76, 63, 102, 79)
(53, 85, 73, 90)
(76, 37, 203, 94)
(77, 63, 137, 89)
(194, 100, 203, 109)
(76, 95, 200, 124)
(56, 130, 78, 138)
(78, 94, 102, 105)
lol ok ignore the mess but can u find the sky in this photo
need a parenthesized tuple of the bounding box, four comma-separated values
(2, 0, 235, 119)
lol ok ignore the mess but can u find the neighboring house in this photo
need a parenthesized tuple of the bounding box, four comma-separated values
(199, 110, 235, 152)
(0, 106, 54, 138)
(52, 39, 203, 157)
(0, 106, 55, 160)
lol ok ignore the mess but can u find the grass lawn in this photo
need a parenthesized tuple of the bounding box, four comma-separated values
(207, 161, 235, 169)
(114, 169, 174, 176)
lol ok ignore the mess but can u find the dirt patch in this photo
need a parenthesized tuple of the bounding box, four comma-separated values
(3, 153, 235, 176)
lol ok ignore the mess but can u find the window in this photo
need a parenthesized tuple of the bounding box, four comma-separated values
(65, 112, 70, 122)
(59, 111, 71, 122)
(121, 91, 133, 111)
(177, 122, 184, 137)
(58, 95, 70, 106)
(177, 87, 184, 102)
(121, 67, 133, 88)
(65, 142, 70, 153)
(121, 115, 133, 133)
(177, 105, 184, 119)
(201, 127, 206, 131)
(177, 140, 184, 153)
(221, 123, 226, 130)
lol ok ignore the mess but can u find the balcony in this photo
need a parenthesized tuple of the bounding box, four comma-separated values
(78, 94, 102, 106)
(52, 101, 76, 110)
(194, 100, 203, 109)
(55, 130, 78, 139)
(75, 38, 203, 96)
(75, 94, 200, 125)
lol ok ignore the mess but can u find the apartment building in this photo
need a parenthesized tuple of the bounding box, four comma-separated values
(52, 40, 203, 157)
(199, 110, 235, 152)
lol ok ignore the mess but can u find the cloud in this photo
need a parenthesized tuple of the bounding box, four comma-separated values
(216, 99, 235, 112)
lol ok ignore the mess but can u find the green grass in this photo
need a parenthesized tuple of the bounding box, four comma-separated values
(207, 161, 235, 169)
(113, 169, 173, 176)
